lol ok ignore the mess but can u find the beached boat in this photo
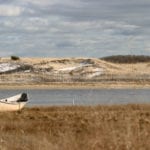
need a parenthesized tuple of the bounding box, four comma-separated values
(0, 93, 28, 111)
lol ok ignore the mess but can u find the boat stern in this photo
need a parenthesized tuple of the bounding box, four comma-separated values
(17, 93, 28, 102)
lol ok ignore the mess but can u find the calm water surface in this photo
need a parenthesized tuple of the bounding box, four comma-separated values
(0, 89, 150, 106)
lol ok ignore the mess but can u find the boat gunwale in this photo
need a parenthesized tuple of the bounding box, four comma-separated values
(0, 101, 23, 105)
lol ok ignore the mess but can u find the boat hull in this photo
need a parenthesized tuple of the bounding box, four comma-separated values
(0, 93, 28, 111)
(0, 101, 27, 111)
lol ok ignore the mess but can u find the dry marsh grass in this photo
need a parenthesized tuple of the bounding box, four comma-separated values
(0, 104, 150, 150)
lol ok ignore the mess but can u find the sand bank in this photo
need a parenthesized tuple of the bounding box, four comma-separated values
(0, 81, 150, 89)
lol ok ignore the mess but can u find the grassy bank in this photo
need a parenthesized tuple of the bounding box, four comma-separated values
(0, 104, 150, 150)
(1, 81, 150, 89)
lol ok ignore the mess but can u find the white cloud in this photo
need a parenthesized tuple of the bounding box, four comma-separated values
(23, 0, 78, 6)
(59, 20, 139, 32)
(0, 0, 149, 57)
(0, 17, 49, 32)
(23, 0, 54, 5)
(0, 5, 23, 16)
(21, 17, 49, 31)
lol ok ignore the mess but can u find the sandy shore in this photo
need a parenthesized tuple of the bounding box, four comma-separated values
(0, 81, 150, 89)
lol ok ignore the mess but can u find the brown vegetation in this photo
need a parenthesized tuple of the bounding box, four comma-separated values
(0, 104, 150, 150)
(11, 55, 20, 61)
(102, 55, 150, 63)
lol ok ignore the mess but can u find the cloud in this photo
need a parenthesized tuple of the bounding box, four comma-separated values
(0, 0, 150, 57)
(0, 5, 23, 16)
(0, 16, 144, 57)
(22, 0, 78, 6)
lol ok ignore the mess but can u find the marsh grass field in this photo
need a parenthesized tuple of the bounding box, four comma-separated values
(0, 104, 149, 150)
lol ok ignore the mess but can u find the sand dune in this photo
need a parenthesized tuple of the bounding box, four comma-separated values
(0, 57, 150, 88)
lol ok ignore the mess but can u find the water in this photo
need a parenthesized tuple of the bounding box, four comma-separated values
(0, 89, 150, 106)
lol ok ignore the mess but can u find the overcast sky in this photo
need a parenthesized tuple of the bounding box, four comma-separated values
(0, 0, 150, 57)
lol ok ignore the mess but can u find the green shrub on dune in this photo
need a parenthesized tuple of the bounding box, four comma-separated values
(11, 55, 20, 61)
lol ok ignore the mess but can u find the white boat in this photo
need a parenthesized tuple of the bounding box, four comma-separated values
(0, 93, 28, 111)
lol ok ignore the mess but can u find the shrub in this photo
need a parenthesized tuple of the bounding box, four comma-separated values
(11, 55, 20, 61)
(101, 55, 150, 63)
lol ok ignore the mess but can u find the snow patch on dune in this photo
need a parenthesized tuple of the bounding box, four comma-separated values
(57, 64, 92, 72)
(0, 63, 21, 73)
(55, 63, 104, 78)
(58, 66, 79, 72)
(87, 68, 103, 78)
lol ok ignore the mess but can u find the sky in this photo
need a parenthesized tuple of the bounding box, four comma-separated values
(0, 0, 150, 57)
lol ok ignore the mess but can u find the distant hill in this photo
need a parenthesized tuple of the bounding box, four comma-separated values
(1, 57, 150, 86)
(101, 55, 150, 63)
